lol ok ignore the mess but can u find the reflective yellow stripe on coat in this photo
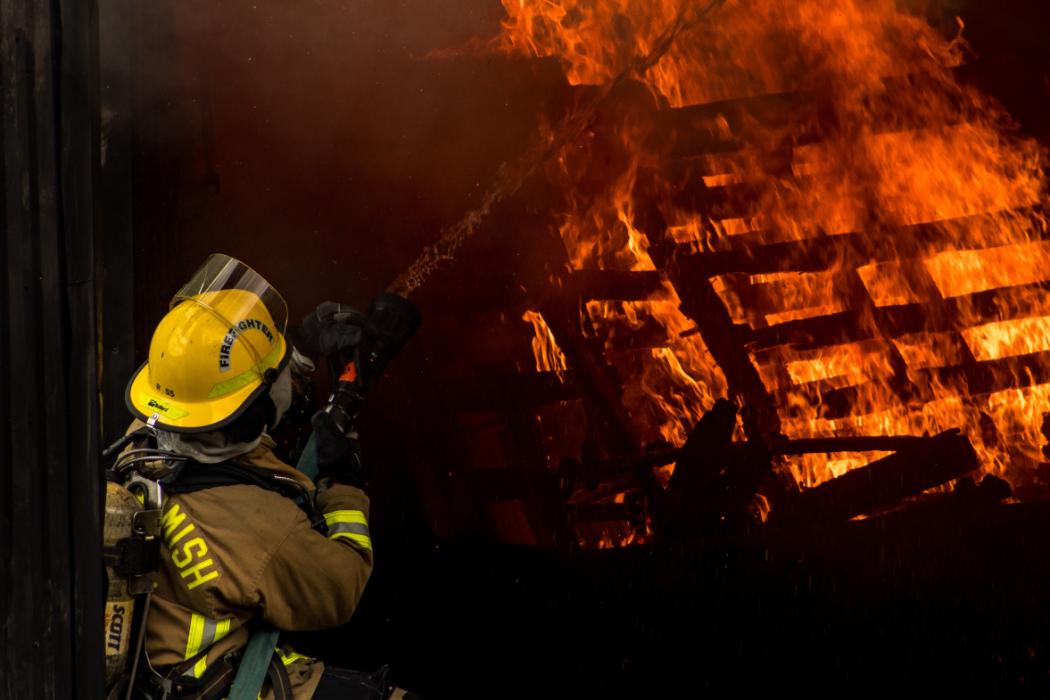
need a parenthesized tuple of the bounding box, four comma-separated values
(323, 510, 371, 551)
(184, 613, 232, 678)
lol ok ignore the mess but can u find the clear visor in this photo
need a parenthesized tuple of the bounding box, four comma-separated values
(172, 254, 288, 368)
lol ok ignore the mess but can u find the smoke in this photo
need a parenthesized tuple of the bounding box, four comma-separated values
(103, 0, 1050, 321)
(103, 0, 555, 318)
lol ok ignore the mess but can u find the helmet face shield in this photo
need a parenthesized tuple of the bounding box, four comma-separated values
(174, 253, 288, 337)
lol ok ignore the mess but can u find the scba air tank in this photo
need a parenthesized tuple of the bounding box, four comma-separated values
(103, 480, 142, 686)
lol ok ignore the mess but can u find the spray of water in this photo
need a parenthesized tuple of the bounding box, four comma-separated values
(387, 0, 726, 298)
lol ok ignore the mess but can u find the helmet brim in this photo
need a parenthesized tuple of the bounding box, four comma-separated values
(125, 334, 288, 433)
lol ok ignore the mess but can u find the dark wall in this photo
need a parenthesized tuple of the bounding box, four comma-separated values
(0, 0, 103, 697)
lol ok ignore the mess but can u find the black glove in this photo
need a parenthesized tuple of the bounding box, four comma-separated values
(311, 410, 364, 487)
(298, 301, 373, 362)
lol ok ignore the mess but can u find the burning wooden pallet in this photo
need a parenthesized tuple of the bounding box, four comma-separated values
(408, 0, 1050, 548)
(415, 83, 1044, 546)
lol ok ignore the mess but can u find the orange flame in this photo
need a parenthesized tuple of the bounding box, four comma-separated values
(498, 0, 1050, 503)
(522, 310, 569, 379)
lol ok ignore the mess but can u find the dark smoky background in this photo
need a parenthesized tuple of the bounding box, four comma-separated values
(101, 0, 564, 343)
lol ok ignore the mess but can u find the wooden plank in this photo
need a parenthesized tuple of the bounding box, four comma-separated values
(635, 189, 781, 442)
(775, 346, 1050, 420)
(667, 252, 782, 441)
(541, 302, 642, 455)
(654, 69, 969, 159)
(566, 269, 665, 302)
(675, 207, 1044, 278)
(774, 430, 979, 524)
(744, 281, 1050, 351)
(653, 89, 819, 158)
(565, 434, 948, 487)
(532, 221, 645, 457)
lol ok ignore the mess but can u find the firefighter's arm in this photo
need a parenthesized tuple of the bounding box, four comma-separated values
(256, 483, 374, 630)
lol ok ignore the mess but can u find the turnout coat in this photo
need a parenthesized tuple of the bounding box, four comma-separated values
(137, 429, 374, 699)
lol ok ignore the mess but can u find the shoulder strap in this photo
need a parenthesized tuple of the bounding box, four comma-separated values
(226, 627, 282, 700)
(162, 461, 290, 495)
(162, 460, 320, 527)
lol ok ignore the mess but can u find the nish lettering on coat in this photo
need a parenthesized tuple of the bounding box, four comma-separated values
(160, 502, 220, 590)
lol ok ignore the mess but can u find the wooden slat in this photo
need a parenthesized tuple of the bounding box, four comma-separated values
(566, 269, 665, 302)
(673, 207, 1044, 277)
(538, 226, 644, 456)
(665, 250, 782, 441)
(774, 430, 979, 524)
(775, 346, 1050, 420)
(654, 69, 969, 159)
(744, 280, 1050, 351)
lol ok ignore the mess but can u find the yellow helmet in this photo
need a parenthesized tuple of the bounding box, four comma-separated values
(126, 254, 290, 432)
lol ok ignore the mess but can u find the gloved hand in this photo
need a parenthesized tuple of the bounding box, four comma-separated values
(311, 410, 364, 487)
(298, 301, 373, 362)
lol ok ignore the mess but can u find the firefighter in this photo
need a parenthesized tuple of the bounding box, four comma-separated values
(123, 254, 412, 699)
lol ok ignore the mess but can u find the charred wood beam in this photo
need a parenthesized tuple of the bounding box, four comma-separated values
(867, 474, 1013, 524)
(661, 147, 796, 181)
(666, 250, 782, 441)
(581, 431, 956, 474)
(659, 399, 769, 537)
(566, 433, 938, 486)
(772, 435, 935, 454)
(741, 281, 1050, 351)
(916, 349, 1050, 397)
(653, 89, 823, 158)
(565, 269, 665, 302)
(779, 346, 1050, 420)
(669, 179, 773, 221)
(602, 321, 671, 352)
(717, 258, 937, 332)
(630, 182, 782, 442)
(842, 269, 922, 405)
(521, 220, 643, 457)
(540, 303, 643, 455)
(677, 206, 1044, 278)
(773, 429, 979, 524)
(534, 218, 644, 456)
(630, 179, 784, 444)
(654, 69, 969, 159)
